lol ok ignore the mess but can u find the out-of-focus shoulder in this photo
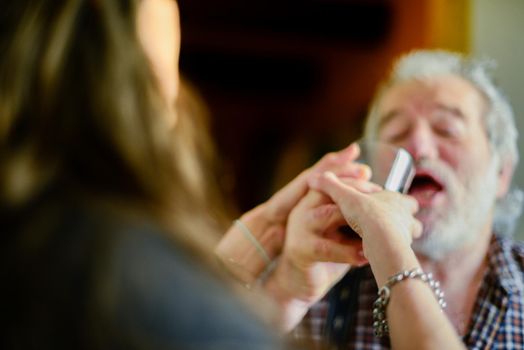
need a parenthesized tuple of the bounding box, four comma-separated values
(93, 208, 286, 350)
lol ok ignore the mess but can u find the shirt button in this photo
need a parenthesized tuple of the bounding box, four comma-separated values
(333, 316, 344, 330)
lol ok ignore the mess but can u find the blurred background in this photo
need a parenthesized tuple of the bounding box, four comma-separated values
(177, 0, 524, 240)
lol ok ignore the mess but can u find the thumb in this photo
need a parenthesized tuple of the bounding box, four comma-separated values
(309, 171, 362, 206)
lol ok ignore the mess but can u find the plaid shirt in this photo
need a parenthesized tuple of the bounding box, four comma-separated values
(293, 235, 524, 349)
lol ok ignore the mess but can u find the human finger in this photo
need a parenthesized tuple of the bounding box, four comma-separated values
(265, 143, 363, 221)
(308, 171, 363, 209)
(403, 194, 419, 214)
(288, 190, 346, 237)
(308, 236, 367, 265)
(412, 218, 423, 239)
(337, 176, 382, 193)
(311, 143, 371, 181)
(306, 203, 347, 236)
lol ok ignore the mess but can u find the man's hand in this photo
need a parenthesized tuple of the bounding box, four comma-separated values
(263, 178, 381, 330)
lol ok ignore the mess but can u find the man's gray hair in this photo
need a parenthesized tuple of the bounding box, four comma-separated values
(364, 49, 523, 235)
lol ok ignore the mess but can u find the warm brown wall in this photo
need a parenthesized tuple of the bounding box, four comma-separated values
(179, 0, 470, 212)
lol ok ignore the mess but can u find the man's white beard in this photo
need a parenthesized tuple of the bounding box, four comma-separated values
(411, 158, 499, 261)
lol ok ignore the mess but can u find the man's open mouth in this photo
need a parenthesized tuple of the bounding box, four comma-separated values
(408, 170, 445, 205)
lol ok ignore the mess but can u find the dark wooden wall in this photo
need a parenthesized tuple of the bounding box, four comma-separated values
(178, 0, 466, 212)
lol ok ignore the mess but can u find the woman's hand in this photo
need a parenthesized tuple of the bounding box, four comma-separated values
(309, 171, 422, 287)
(215, 143, 371, 284)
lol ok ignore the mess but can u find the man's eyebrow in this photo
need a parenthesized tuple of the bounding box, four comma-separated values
(434, 104, 465, 120)
(377, 110, 401, 130)
(377, 104, 466, 130)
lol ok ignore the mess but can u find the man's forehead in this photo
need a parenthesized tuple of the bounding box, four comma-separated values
(375, 75, 486, 126)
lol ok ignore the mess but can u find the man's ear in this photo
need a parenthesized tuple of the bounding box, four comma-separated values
(497, 159, 514, 198)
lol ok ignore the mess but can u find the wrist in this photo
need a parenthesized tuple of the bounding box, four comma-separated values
(373, 268, 446, 337)
(364, 239, 420, 287)
(264, 254, 336, 306)
(239, 204, 286, 257)
(216, 205, 285, 284)
(263, 257, 313, 331)
(263, 255, 304, 303)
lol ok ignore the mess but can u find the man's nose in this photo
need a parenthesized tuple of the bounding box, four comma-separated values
(402, 124, 438, 161)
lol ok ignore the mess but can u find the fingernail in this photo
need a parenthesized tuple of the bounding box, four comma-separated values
(354, 167, 368, 178)
(324, 171, 337, 180)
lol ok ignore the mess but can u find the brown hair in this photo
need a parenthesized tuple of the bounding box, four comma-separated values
(0, 0, 223, 257)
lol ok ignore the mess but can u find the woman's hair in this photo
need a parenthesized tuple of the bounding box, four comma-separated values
(0, 0, 224, 256)
(174, 77, 235, 230)
(363, 50, 523, 235)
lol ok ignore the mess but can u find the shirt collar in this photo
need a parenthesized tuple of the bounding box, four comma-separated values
(486, 234, 524, 295)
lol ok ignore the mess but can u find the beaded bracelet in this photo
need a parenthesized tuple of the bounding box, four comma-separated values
(372, 267, 447, 337)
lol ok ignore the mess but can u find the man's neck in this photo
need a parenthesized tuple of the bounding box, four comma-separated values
(416, 226, 493, 335)
(417, 236, 490, 285)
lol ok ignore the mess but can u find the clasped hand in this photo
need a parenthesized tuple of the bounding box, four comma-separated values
(215, 143, 422, 330)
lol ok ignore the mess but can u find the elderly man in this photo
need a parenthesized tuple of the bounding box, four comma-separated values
(217, 50, 524, 348)
(286, 50, 524, 349)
